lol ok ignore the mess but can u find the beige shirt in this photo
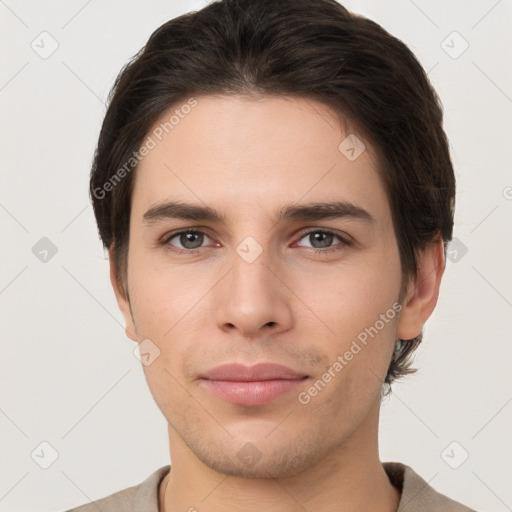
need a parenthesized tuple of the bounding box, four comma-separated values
(65, 462, 477, 511)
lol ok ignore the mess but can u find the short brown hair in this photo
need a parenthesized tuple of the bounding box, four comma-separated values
(90, 0, 455, 396)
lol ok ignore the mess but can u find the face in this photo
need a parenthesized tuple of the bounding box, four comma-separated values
(112, 94, 421, 478)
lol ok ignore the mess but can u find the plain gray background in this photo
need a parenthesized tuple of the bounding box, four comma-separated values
(1, 1, 511, 511)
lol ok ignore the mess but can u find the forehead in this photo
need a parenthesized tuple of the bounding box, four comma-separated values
(132, 94, 388, 223)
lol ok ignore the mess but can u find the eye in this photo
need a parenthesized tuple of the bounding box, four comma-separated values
(295, 229, 350, 253)
(160, 228, 351, 255)
(163, 229, 213, 251)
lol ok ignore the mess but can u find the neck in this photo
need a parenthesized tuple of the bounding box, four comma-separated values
(160, 400, 401, 512)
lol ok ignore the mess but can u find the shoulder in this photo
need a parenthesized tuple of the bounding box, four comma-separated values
(383, 461, 477, 512)
(63, 465, 170, 512)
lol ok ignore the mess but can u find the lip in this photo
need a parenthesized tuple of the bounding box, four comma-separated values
(199, 363, 309, 406)
(200, 362, 308, 381)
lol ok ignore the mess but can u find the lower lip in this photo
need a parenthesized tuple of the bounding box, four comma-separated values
(200, 378, 307, 406)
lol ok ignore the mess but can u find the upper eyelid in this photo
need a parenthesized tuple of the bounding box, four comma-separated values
(295, 227, 349, 240)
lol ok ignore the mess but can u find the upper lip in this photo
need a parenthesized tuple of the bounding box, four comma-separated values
(200, 363, 309, 382)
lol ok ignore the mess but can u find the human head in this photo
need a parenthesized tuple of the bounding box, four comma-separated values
(90, 0, 454, 395)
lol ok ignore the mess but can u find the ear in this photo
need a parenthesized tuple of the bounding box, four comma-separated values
(108, 246, 138, 342)
(397, 238, 446, 340)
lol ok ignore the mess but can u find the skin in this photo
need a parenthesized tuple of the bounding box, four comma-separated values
(109, 95, 445, 512)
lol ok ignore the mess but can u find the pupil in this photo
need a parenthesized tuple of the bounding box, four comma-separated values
(181, 232, 203, 249)
(312, 232, 332, 248)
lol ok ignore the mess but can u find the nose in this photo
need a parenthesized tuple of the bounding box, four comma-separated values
(213, 246, 294, 338)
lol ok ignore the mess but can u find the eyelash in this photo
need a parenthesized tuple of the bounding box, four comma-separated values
(160, 228, 351, 255)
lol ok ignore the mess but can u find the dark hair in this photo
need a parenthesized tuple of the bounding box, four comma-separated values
(89, 0, 455, 396)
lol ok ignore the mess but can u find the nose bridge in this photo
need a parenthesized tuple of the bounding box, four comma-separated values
(213, 233, 293, 335)
(228, 206, 275, 282)
(229, 236, 276, 305)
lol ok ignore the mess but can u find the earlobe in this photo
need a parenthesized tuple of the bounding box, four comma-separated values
(396, 239, 446, 341)
(108, 246, 138, 342)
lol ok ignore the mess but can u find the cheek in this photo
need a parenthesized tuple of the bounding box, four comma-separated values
(292, 256, 401, 335)
(288, 249, 402, 383)
(127, 247, 208, 336)
(127, 261, 214, 394)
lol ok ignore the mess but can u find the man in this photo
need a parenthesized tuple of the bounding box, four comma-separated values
(69, 0, 476, 510)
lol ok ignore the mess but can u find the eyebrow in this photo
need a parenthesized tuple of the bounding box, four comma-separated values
(142, 200, 375, 225)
